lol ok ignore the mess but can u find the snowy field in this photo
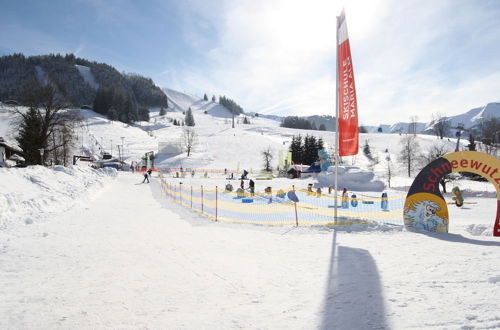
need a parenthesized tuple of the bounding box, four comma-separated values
(1, 93, 499, 329)
(0, 168, 499, 329)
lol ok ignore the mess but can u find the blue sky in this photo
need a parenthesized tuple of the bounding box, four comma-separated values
(1, 0, 500, 125)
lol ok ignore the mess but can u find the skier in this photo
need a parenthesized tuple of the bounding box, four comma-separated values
(147, 168, 152, 179)
(249, 179, 255, 195)
(142, 171, 150, 183)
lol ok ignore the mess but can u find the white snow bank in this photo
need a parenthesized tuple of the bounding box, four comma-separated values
(0, 165, 117, 230)
(316, 165, 385, 191)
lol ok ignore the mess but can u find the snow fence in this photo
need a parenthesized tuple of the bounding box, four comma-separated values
(159, 174, 405, 227)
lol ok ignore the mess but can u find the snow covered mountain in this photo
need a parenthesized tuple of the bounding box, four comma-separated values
(424, 102, 500, 135)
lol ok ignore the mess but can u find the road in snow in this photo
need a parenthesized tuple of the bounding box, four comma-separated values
(1, 171, 499, 329)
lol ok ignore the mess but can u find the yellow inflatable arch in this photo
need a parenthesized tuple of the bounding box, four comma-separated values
(404, 151, 500, 236)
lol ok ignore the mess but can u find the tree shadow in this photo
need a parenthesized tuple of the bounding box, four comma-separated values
(411, 230, 500, 246)
(320, 231, 388, 329)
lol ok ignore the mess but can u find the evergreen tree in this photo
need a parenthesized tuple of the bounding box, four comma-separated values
(316, 137, 324, 151)
(138, 107, 150, 121)
(159, 107, 166, 116)
(218, 95, 244, 115)
(185, 107, 195, 126)
(16, 107, 44, 164)
(107, 107, 118, 121)
(319, 123, 326, 131)
(289, 135, 303, 164)
(93, 86, 114, 115)
(204, 94, 208, 101)
(302, 135, 318, 165)
(212, 95, 216, 102)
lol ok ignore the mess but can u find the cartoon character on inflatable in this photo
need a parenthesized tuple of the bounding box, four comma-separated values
(404, 151, 499, 236)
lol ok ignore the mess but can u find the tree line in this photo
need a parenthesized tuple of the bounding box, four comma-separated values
(280, 116, 327, 130)
(0, 53, 169, 124)
(218, 95, 244, 115)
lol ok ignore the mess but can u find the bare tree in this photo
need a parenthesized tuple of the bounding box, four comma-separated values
(262, 146, 273, 172)
(431, 113, 450, 139)
(424, 142, 452, 193)
(408, 115, 419, 136)
(383, 151, 393, 188)
(14, 83, 78, 165)
(398, 135, 422, 177)
(477, 116, 500, 155)
(182, 127, 197, 157)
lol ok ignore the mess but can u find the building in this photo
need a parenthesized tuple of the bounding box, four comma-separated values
(0, 137, 24, 167)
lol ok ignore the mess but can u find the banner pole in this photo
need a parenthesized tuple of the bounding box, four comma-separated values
(334, 14, 340, 224)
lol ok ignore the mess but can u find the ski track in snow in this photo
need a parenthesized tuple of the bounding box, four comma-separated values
(0, 171, 499, 329)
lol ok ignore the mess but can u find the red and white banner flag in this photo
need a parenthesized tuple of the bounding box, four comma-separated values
(337, 10, 359, 156)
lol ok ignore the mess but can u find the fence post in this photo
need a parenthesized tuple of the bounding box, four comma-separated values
(215, 186, 218, 222)
(179, 182, 183, 206)
(190, 186, 193, 209)
(201, 185, 204, 214)
(293, 185, 299, 226)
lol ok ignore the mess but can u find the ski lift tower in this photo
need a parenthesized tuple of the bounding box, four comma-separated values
(453, 123, 466, 152)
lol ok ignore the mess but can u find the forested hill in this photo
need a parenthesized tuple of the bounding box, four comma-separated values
(0, 53, 168, 110)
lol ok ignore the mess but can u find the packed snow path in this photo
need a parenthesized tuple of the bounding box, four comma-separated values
(1, 172, 499, 329)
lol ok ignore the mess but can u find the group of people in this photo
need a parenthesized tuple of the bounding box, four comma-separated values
(240, 178, 255, 195)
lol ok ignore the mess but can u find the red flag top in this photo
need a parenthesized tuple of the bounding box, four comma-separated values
(337, 10, 359, 156)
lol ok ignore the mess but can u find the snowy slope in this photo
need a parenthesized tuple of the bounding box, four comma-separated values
(75, 64, 99, 89)
(162, 87, 200, 112)
(1, 87, 499, 329)
(0, 94, 475, 180)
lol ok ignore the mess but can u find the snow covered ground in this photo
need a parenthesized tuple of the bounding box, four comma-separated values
(1, 92, 499, 329)
(0, 168, 499, 329)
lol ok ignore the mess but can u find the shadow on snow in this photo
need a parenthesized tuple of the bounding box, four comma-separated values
(320, 231, 388, 329)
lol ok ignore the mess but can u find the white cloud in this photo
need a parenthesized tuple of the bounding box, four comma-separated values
(169, 0, 500, 125)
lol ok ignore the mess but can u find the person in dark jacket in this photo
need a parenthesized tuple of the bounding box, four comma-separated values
(249, 179, 255, 195)
(142, 171, 150, 183)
